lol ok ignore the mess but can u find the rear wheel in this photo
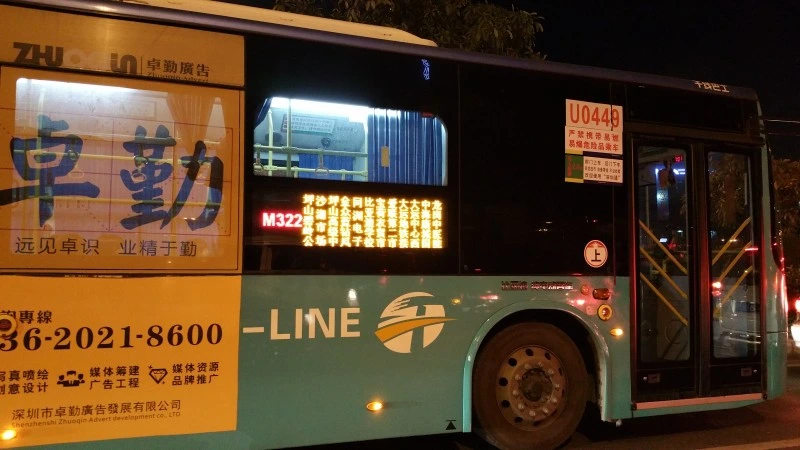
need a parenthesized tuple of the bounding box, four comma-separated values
(473, 322, 587, 450)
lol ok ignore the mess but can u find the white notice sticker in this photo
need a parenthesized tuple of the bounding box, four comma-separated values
(583, 156, 623, 184)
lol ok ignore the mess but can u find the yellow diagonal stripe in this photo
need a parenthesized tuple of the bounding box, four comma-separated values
(374, 317, 455, 343)
(638, 220, 687, 274)
(639, 273, 688, 326)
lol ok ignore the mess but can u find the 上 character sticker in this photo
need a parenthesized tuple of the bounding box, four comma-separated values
(584, 240, 608, 268)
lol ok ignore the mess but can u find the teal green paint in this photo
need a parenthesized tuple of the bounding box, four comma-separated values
(235, 275, 635, 448)
(759, 141, 787, 400)
(459, 301, 598, 431)
(460, 286, 634, 427)
(764, 256, 788, 334)
(237, 275, 469, 449)
(32, 272, 785, 449)
(766, 331, 788, 399)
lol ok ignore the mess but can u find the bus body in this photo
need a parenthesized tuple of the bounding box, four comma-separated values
(0, 1, 788, 449)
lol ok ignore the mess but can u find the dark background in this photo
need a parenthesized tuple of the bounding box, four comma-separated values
(241, 1, 799, 156)
(518, 2, 800, 125)
(251, 1, 800, 121)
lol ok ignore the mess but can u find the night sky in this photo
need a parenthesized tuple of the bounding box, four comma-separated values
(520, 1, 800, 122)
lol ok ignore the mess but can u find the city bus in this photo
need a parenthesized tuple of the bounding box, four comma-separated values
(0, 0, 789, 449)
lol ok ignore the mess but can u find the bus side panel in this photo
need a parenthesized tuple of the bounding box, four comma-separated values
(762, 135, 788, 399)
(460, 284, 633, 426)
(235, 274, 627, 448)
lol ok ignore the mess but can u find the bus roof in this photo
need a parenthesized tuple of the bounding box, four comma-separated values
(125, 0, 437, 47)
(9, 0, 757, 101)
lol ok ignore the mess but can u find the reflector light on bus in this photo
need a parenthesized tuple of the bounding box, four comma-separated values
(366, 401, 384, 412)
(347, 289, 358, 305)
(598, 305, 613, 321)
(592, 288, 611, 300)
(1, 429, 16, 441)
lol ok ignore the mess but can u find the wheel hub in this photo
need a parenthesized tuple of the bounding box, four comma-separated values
(520, 368, 552, 404)
(495, 345, 566, 430)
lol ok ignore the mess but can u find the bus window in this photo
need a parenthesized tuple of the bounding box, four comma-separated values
(707, 150, 760, 359)
(636, 146, 691, 363)
(253, 97, 447, 186)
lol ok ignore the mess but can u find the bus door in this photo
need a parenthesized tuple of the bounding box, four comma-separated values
(633, 140, 763, 404)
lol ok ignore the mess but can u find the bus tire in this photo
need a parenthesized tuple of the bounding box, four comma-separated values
(473, 322, 587, 450)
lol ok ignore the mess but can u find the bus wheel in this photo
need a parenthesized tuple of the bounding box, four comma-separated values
(473, 322, 587, 450)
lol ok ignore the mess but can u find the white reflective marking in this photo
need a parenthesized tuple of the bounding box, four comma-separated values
(702, 438, 800, 450)
(242, 327, 265, 333)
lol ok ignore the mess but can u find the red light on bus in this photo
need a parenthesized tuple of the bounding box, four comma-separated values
(261, 211, 303, 229)
(673, 155, 684, 163)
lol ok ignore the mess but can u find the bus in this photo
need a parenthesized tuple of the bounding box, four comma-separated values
(0, 1, 789, 449)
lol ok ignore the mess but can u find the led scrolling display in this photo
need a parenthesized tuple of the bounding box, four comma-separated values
(261, 194, 445, 249)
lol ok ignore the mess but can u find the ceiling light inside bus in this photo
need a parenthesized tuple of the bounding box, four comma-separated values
(269, 97, 371, 124)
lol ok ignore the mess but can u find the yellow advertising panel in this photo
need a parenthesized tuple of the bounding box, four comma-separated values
(0, 4, 244, 87)
(0, 275, 240, 448)
(0, 67, 241, 272)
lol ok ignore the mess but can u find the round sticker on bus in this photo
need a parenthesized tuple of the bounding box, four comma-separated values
(584, 240, 608, 268)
